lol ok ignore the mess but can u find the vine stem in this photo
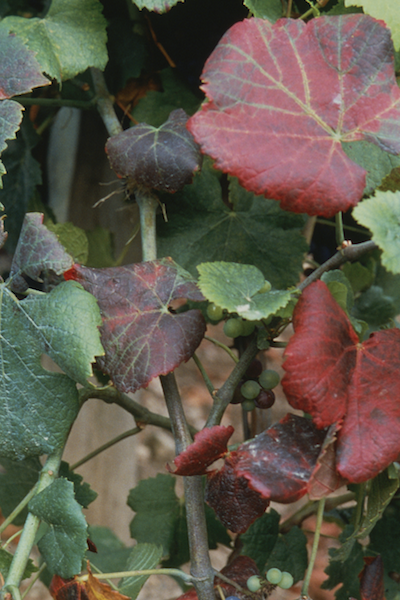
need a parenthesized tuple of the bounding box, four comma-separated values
(335, 212, 345, 247)
(70, 426, 142, 470)
(193, 353, 215, 398)
(78, 568, 195, 584)
(301, 497, 326, 597)
(2, 448, 64, 598)
(204, 336, 239, 363)
(90, 68, 122, 137)
(0, 486, 38, 537)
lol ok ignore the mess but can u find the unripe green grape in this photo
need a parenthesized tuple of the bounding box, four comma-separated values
(223, 318, 243, 338)
(259, 369, 280, 390)
(241, 380, 261, 400)
(266, 568, 282, 585)
(241, 320, 255, 337)
(246, 575, 262, 592)
(258, 280, 272, 293)
(241, 398, 256, 411)
(206, 303, 224, 321)
(278, 572, 294, 589)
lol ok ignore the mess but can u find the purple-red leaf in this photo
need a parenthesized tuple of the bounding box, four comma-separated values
(188, 15, 400, 217)
(10, 213, 73, 292)
(359, 556, 385, 600)
(64, 258, 206, 393)
(106, 109, 202, 193)
(235, 414, 327, 503)
(206, 453, 269, 534)
(282, 280, 400, 483)
(168, 425, 234, 476)
(0, 32, 49, 99)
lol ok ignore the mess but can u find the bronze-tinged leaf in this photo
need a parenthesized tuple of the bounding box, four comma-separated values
(106, 109, 202, 193)
(308, 423, 348, 500)
(359, 556, 385, 600)
(205, 453, 269, 534)
(49, 575, 89, 600)
(168, 425, 234, 476)
(86, 569, 130, 600)
(64, 258, 206, 393)
(188, 15, 400, 217)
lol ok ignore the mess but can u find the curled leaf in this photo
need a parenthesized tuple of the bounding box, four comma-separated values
(168, 426, 234, 476)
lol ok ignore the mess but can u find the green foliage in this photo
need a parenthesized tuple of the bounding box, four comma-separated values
(59, 462, 98, 508)
(87, 526, 133, 574)
(157, 163, 308, 290)
(0, 457, 41, 525)
(119, 544, 163, 599)
(128, 474, 230, 567)
(28, 478, 88, 578)
(353, 191, 400, 274)
(46, 221, 89, 265)
(344, 0, 400, 49)
(0, 548, 38, 581)
(244, 0, 283, 20)
(323, 526, 365, 600)
(240, 510, 280, 572)
(369, 498, 400, 599)
(263, 527, 308, 584)
(0, 0, 108, 81)
(197, 261, 295, 320)
(342, 141, 400, 196)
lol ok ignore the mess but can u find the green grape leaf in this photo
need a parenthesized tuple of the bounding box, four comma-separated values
(321, 270, 354, 313)
(86, 226, 115, 268)
(342, 261, 375, 294)
(240, 510, 280, 572)
(128, 474, 229, 568)
(119, 544, 163, 599)
(368, 501, 400, 599)
(0, 548, 38, 581)
(0, 0, 107, 82)
(9, 213, 73, 293)
(157, 164, 308, 290)
(243, 0, 283, 21)
(59, 462, 98, 509)
(353, 285, 396, 328)
(105, 18, 147, 94)
(197, 262, 295, 320)
(342, 141, 400, 196)
(0, 101, 23, 188)
(29, 478, 88, 578)
(87, 526, 132, 574)
(353, 191, 400, 274)
(0, 457, 41, 525)
(263, 527, 308, 584)
(131, 68, 201, 128)
(46, 221, 89, 265)
(21, 281, 103, 386)
(0, 118, 42, 251)
(332, 468, 399, 562)
(344, 0, 400, 50)
(0, 285, 79, 460)
(327, 0, 363, 15)
(323, 526, 365, 600)
(131, 0, 184, 14)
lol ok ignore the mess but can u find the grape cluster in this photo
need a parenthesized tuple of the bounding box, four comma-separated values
(223, 317, 255, 338)
(245, 570, 294, 593)
(231, 360, 280, 412)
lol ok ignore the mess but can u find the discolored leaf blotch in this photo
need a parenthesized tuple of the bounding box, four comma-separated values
(282, 280, 400, 483)
(106, 109, 202, 194)
(188, 15, 400, 217)
(64, 258, 206, 393)
(359, 556, 385, 600)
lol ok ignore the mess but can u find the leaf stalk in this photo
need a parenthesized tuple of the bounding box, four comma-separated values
(301, 497, 326, 597)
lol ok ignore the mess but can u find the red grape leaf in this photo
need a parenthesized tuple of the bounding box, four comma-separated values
(0, 31, 49, 99)
(175, 556, 260, 600)
(64, 258, 206, 393)
(188, 15, 400, 217)
(359, 556, 385, 600)
(86, 567, 130, 600)
(10, 213, 73, 292)
(206, 452, 269, 534)
(106, 109, 202, 193)
(234, 414, 327, 503)
(308, 423, 348, 500)
(282, 280, 400, 483)
(167, 425, 234, 476)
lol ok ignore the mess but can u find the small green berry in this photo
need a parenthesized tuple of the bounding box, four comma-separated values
(241, 320, 255, 337)
(241, 380, 261, 400)
(266, 567, 282, 585)
(278, 571, 294, 589)
(259, 369, 280, 390)
(247, 575, 262, 592)
(258, 280, 272, 294)
(206, 303, 224, 321)
(241, 398, 256, 412)
(223, 318, 243, 338)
